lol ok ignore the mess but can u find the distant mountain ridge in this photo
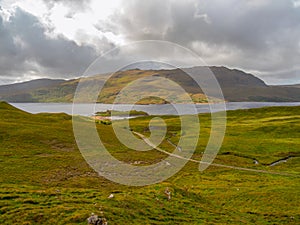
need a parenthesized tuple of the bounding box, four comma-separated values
(0, 66, 299, 103)
(0, 79, 65, 94)
(278, 84, 300, 89)
(0, 79, 66, 102)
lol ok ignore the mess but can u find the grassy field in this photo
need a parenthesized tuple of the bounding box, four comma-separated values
(0, 102, 299, 224)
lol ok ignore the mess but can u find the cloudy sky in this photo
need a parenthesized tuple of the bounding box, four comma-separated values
(0, 0, 300, 85)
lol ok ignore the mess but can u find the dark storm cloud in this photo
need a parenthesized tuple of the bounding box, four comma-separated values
(105, 0, 300, 84)
(1, 0, 299, 85)
(0, 7, 101, 82)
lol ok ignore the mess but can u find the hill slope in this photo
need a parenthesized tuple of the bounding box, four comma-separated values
(0, 78, 66, 102)
(0, 67, 299, 103)
(0, 102, 299, 224)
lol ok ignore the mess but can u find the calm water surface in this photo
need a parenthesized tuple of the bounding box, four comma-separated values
(11, 102, 300, 116)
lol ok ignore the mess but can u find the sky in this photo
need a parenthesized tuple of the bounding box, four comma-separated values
(0, 0, 300, 85)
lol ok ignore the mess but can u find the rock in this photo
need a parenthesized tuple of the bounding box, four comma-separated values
(87, 213, 98, 225)
(108, 194, 114, 199)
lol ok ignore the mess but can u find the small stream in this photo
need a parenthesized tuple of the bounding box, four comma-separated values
(269, 156, 294, 167)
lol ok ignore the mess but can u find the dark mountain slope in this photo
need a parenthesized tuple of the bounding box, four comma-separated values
(0, 67, 299, 102)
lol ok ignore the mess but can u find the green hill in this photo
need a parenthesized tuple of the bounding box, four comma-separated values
(0, 102, 299, 224)
(1, 67, 300, 103)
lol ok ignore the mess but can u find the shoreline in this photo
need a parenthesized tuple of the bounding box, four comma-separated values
(10, 102, 300, 117)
